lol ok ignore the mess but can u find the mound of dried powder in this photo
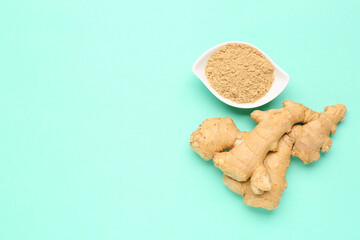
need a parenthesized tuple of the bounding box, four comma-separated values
(205, 43, 275, 103)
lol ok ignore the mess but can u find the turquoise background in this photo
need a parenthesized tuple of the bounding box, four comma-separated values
(1, 0, 359, 239)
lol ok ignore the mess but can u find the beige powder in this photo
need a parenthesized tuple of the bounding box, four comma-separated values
(205, 43, 275, 103)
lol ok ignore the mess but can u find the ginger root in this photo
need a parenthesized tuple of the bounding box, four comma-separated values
(223, 134, 294, 210)
(249, 163, 272, 195)
(290, 104, 347, 164)
(213, 100, 319, 182)
(189, 100, 347, 210)
(190, 117, 243, 160)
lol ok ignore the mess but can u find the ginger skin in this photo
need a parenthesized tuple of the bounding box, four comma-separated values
(233, 132, 272, 195)
(213, 100, 319, 182)
(290, 104, 347, 164)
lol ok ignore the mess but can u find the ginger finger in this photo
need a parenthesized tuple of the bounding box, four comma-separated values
(290, 104, 347, 164)
(190, 117, 244, 160)
(250, 164, 272, 195)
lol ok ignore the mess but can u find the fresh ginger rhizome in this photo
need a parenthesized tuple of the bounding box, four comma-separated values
(190, 100, 346, 210)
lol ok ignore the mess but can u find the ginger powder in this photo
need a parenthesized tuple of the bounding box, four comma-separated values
(205, 43, 275, 103)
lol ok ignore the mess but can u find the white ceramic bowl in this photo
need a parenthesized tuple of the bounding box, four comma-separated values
(192, 41, 290, 109)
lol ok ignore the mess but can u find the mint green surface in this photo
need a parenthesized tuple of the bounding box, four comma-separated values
(1, 1, 360, 239)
